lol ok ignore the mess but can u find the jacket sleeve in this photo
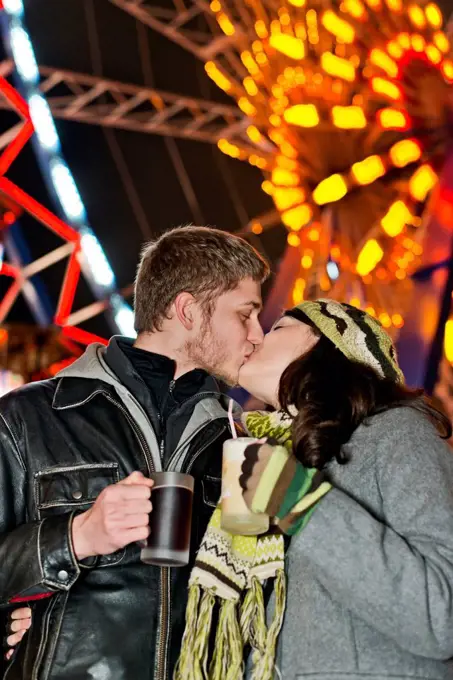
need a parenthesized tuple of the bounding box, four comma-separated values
(292, 407, 453, 660)
(0, 412, 81, 606)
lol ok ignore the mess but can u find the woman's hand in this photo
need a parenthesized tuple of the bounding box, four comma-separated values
(4, 607, 31, 660)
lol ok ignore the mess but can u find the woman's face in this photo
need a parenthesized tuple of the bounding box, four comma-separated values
(238, 315, 319, 407)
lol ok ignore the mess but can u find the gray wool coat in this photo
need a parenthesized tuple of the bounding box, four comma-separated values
(266, 407, 453, 680)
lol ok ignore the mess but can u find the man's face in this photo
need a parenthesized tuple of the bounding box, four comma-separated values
(186, 277, 264, 386)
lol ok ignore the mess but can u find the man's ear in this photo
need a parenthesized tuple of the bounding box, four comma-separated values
(173, 292, 196, 330)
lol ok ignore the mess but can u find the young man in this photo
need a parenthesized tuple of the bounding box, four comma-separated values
(0, 226, 268, 679)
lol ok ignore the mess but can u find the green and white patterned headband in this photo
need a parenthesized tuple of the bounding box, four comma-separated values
(286, 298, 404, 384)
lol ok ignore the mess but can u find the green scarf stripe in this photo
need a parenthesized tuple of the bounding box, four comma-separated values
(275, 465, 315, 520)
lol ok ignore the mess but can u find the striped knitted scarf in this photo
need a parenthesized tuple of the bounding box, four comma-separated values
(174, 412, 292, 680)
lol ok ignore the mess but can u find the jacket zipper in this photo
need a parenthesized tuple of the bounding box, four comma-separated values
(103, 394, 155, 475)
(156, 422, 228, 679)
(155, 379, 174, 680)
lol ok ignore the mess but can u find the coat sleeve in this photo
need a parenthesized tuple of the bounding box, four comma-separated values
(0, 412, 80, 606)
(292, 407, 453, 660)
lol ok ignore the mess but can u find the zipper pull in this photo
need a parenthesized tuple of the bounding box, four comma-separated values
(169, 380, 175, 394)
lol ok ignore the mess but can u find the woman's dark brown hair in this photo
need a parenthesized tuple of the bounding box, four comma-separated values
(278, 311, 452, 469)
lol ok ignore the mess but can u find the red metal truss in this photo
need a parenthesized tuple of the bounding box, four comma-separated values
(0, 47, 96, 343)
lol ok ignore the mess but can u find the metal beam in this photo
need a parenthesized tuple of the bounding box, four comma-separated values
(0, 61, 247, 144)
(107, 0, 236, 61)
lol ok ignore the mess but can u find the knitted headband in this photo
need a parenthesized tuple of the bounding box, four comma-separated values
(286, 298, 404, 384)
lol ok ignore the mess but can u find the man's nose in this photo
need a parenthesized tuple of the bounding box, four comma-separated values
(248, 319, 264, 346)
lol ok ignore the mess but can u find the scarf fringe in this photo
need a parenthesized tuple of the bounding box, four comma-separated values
(251, 569, 286, 680)
(174, 571, 286, 680)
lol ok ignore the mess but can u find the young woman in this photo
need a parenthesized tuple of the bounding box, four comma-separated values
(237, 299, 453, 679)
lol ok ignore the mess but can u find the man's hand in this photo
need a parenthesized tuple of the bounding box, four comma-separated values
(72, 471, 154, 561)
(5, 607, 31, 660)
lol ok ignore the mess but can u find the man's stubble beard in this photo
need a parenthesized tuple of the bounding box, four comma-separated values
(184, 319, 238, 386)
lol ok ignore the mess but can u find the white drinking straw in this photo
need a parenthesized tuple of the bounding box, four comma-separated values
(228, 398, 237, 439)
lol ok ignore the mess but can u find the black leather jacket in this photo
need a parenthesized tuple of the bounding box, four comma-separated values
(0, 341, 232, 680)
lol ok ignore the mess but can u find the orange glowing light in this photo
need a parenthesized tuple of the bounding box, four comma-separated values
(205, 62, 232, 92)
(351, 155, 386, 185)
(255, 20, 268, 38)
(292, 278, 305, 304)
(243, 76, 258, 96)
(332, 105, 367, 129)
(269, 34, 305, 60)
(251, 222, 263, 234)
(238, 97, 257, 116)
(409, 165, 438, 201)
(217, 12, 235, 35)
(284, 104, 320, 127)
(301, 254, 313, 268)
(356, 239, 384, 276)
(444, 319, 453, 362)
(389, 139, 422, 168)
(313, 174, 348, 205)
(246, 125, 262, 143)
(288, 233, 301, 247)
(370, 77, 402, 101)
(369, 49, 398, 78)
(377, 108, 410, 130)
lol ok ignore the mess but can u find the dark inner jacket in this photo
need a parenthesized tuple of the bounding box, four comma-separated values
(0, 336, 234, 680)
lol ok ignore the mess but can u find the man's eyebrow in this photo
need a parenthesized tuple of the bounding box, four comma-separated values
(241, 300, 262, 311)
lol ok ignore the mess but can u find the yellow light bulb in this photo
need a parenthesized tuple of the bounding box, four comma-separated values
(321, 11, 355, 43)
(205, 62, 232, 92)
(409, 164, 438, 201)
(444, 320, 453, 363)
(243, 76, 258, 96)
(255, 20, 268, 38)
(369, 48, 398, 78)
(217, 12, 235, 36)
(411, 34, 426, 52)
(321, 53, 356, 81)
(284, 104, 320, 128)
(269, 34, 305, 60)
(389, 139, 422, 168)
(332, 105, 367, 129)
(273, 187, 306, 211)
(246, 125, 262, 143)
(387, 41, 404, 59)
(356, 239, 384, 276)
(313, 174, 348, 205)
(343, 0, 367, 19)
(442, 60, 453, 83)
(238, 97, 257, 116)
(351, 155, 386, 185)
(408, 4, 426, 29)
(381, 201, 413, 237)
(425, 3, 443, 28)
(272, 168, 299, 187)
(371, 77, 402, 100)
(426, 44, 442, 64)
(292, 278, 305, 304)
(377, 108, 409, 130)
(282, 204, 313, 230)
(385, 0, 402, 11)
(434, 31, 450, 53)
